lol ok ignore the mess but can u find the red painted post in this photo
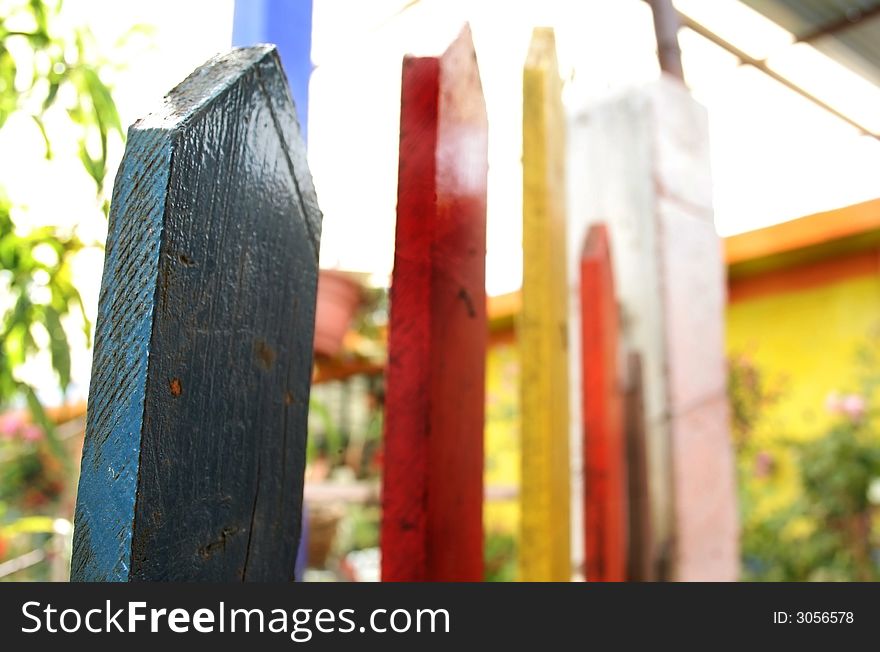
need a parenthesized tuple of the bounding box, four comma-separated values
(581, 224, 628, 581)
(381, 24, 488, 581)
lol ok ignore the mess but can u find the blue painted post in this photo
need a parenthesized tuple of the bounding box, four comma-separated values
(70, 46, 322, 581)
(232, 0, 315, 580)
(233, 0, 313, 143)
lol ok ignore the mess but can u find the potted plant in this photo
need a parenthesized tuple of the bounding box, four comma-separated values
(313, 270, 365, 358)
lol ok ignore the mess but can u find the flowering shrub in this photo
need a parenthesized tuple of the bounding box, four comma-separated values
(0, 410, 68, 578)
(0, 413, 65, 510)
(732, 353, 880, 581)
(0, 412, 42, 442)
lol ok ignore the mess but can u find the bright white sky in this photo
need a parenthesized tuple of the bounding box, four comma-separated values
(309, 0, 880, 295)
(5, 0, 880, 402)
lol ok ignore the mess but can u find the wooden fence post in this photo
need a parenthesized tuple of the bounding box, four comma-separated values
(71, 46, 321, 581)
(381, 24, 488, 582)
(580, 224, 627, 582)
(568, 77, 738, 580)
(520, 27, 571, 582)
(624, 351, 654, 581)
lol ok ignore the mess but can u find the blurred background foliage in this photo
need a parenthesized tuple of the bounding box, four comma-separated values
(1, 0, 122, 415)
(0, 0, 128, 579)
(732, 337, 880, 581)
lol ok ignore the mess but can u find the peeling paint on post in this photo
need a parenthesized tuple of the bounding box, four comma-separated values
(520, 28, 571, 582)
(70, 46, 322, 581)
(581, 224, 627, 582)
(381, 25, 488, 582)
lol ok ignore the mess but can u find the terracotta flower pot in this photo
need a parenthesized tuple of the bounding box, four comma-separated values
(306, 504, 344, 569)
(313, 270, 363, 358)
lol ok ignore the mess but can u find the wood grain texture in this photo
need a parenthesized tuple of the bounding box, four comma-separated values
(381, 24, 488, 582)
(581, 224, 627, 582)
(519, 28, 571, 582)
(71, 45, 321, 581)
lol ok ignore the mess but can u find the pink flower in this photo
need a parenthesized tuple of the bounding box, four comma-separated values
(0, 412, 45, 441)
(754, 450, 775, 478)
(841, 394, 866, 421)
(19, 424, 43, 442)
(826, 392, 867, 422)
(0, 412, 25, 439)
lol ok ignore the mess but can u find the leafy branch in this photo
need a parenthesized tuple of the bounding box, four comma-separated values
(0, 0, 126, 441)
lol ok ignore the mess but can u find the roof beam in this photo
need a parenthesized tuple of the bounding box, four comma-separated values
(676, 12, 880, 139)
(795, 3, 880, 43)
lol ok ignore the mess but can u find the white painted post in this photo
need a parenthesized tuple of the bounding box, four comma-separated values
(567, 75, 738, 581)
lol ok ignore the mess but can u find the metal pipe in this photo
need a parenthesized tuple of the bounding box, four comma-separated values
(678, 12, 879, 139)
(648, 0, 685, 80)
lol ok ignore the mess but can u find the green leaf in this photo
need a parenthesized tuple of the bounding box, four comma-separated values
(42, 77, 60, 112)
(4, 293, 32, 335)
(23, 384, 71, 474)
(78, 140, 103, 190)
(43, 305, 70, 391)
(0, 46, 17, 130)
(29, 0, 50, 35)
(82, 66, 121, 135)
(30, 114, 52, 159)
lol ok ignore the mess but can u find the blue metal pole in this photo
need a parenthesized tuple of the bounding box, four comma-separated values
(233, 0, 314, 144)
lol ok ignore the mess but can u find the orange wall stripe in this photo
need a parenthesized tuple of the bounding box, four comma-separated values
(728, 248, 880, 303)
(725, 198, 880, 266)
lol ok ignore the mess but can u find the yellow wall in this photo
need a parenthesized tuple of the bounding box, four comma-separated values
(483, 271, 880, 546)
(484, 340, 519, 535)
(726, 273, 880, 517)
(727, 274, 880, 441)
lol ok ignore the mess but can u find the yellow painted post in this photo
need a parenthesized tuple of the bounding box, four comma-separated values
(519, 28, 571, 581)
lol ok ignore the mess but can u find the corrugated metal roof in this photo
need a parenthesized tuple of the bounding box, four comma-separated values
(740, 0, 880, 85)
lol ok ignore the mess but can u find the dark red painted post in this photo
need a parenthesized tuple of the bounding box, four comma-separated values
(381, 25, 488, 582)
(625, 351, 654, 581)
(581, 224, 628, 582)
